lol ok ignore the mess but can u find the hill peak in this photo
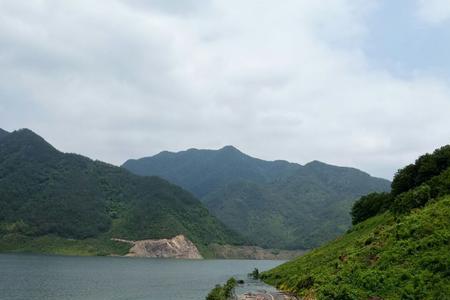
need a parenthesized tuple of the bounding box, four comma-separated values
(218, 145, 241, 153)
(14, 128, 38, 135)
(11, 128, 49, 142)
(305, 160, 326, 166)
(306, 160, 359, 171)
(0, 128, 59, 159)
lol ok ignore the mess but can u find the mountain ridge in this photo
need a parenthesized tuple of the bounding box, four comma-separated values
(122, 146, 391, 249)
(0, 129, 243, 257)
(123, 146, 301, 198)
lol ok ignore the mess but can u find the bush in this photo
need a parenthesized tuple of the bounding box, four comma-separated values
(359, 163, 450, 219)
(391, 185, 431, 214)
(206, 285, 224, 300)
(391, 164, 417, 196)
(392, 145, 450, 196)
(353, 145, 450, 223)
(351, 193, 392, 225)
(319, 283, 362, 300)
(249, 268, 259, 279)
(205, 277, 237, 300)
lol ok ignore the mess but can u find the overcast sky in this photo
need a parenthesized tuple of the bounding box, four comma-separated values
(1, 0, 450, 179)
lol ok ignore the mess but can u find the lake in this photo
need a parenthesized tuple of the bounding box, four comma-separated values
(0, 254, 284, 300)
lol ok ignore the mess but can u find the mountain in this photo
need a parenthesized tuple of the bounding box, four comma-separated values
(0, 129, 242, 256)
(0, 128, 9, 140)
(123, 147, 391, 249)
(204, 161, 390, 249)
(123, 145, 299, 198)
(261, 145, 450, 299)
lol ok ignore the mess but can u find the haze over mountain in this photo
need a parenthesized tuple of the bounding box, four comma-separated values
(0, 129, 242, 256)
(123, 147, 391, 249)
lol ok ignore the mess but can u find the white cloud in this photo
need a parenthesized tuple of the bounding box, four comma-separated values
(417, 0, 450, 24)
(1, 0, 450, 179)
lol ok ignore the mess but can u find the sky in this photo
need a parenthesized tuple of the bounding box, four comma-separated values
(1, 0, 450, 179)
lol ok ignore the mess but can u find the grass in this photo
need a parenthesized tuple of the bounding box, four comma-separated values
(261, 196, 450, 299)
(0, 234, 131, 256)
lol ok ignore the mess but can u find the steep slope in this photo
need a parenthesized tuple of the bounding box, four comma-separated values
(124, 147, 390, 249)
(261, 146, 450, 299)
(262, 196, 450, 299)
(122, 146, 299, 198)
(0, 129, 242, 256)
(205, 162, 390, 249)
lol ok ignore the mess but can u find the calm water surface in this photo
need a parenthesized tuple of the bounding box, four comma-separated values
(0, 254, 284, 300)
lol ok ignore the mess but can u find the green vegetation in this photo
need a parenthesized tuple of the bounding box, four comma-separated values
(263, 196, 450, 299)
(0, 129, 243, 256)
(206, 277, 237, 300)
(262, 145, 450, 299)
(123, 147, 390, 249)
(205, 162, 390, 249)
(123, 145, 301, 198)
(391, 145, 450, 196)
(249, 268, 260, 279)
(351, 145, 450, 225)
(0, 234, 130, 256)
(351, 192, 391, 225)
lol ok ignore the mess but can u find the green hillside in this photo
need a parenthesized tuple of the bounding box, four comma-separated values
(0, 129, 242, 256)
(124, 149, 390, 249)
(123, 145, 299, 198)
(261, 146, 450, 299)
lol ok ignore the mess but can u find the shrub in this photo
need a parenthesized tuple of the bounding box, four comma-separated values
(205, 277, 237, 300)
(391, 185, 431, 214)
(392, 145, 450, 196)
(351, 193, 392, 225)
(249, 268, 259, 279)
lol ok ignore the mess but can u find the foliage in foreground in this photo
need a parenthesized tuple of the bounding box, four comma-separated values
(262, 194, 450, 299)
(263, 146, 450, 299)
(206, 277, 237, 300)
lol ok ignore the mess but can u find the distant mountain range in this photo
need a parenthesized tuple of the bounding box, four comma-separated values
(123, 146, 299, 198)
(123, 147, 391, 249)
(0, 129, 242, 256)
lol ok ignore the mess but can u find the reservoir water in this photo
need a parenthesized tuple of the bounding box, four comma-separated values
(0, 254, 284, 300)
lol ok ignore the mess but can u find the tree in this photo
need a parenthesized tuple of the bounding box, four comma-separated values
(351, 193, 392, 225)
(250, 268, 259, 279)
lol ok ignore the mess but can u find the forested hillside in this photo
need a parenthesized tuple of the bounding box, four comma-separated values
(205, 161, 390, 249)
(123, 148, 390, 249)
(123, 145, 299, 198)
(0, 129, 242, 256)
(261, 145, 450, 299)
(0, 128, 9, 140)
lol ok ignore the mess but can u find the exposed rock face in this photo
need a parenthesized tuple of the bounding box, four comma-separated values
(112, 235, 202, 259)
